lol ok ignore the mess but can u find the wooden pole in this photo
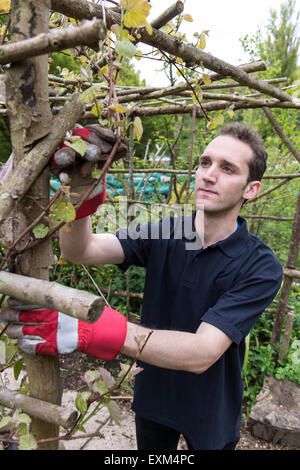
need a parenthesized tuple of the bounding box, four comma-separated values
(50, 0, 294, 102)
(0, 271, 105, 323)
(0, 92, 85, 232)
(150, 1, 184, 30)
(271, 189, 300, 346)
(0, 386, 78, 429)
(4, 0, 60, 450)
(0, 18, 106, 65)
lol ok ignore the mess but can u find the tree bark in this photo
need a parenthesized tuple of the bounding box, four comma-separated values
(0, 18, 106, 65)
(0, 386, 78, 429)
(150, 1, 184, 30)
(50, 0, 294, 102)
(5, 0, 60, 450)
(0, 92, 85, 232)
(0, 271, 106, 323)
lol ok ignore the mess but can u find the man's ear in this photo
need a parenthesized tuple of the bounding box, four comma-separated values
(242, 180, 261, 201)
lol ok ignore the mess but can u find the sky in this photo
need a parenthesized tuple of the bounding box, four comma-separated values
(132, 0, 299, 86)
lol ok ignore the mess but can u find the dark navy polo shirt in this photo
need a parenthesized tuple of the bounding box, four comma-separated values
(116, 213, 283, 450)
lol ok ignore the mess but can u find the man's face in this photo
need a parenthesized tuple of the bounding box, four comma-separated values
(195, 135, 257, 214)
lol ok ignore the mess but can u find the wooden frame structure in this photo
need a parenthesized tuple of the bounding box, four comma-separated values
(0, 0, 299, 449)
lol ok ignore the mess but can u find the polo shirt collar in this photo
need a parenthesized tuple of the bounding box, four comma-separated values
(181, 211, 249, 258)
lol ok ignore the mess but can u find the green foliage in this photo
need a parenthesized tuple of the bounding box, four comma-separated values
(242, 281, 300, 415)
(240, 0, 300, 82)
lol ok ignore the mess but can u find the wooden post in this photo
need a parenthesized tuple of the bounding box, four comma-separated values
(4, 0, 60, 450)
(278, 311, 295, 361)
(271, 189, 300, 346)
(0, 387, 78, 430)
(0, 271, 105, 323)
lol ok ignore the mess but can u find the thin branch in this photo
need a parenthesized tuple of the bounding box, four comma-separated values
(150, 1, 184, 30)
(262, 107, 300, 164)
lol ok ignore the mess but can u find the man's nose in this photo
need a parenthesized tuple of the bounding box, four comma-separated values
(203, 164, 218, 183)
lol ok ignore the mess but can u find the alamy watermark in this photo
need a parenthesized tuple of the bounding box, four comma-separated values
(95, 197, 204, 251)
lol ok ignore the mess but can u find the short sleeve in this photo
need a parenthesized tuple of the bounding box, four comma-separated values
(201, 250, 283, 345)
(115, 222, 153, 271)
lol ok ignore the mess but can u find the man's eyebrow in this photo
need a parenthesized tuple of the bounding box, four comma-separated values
(200, 155, 240, 171)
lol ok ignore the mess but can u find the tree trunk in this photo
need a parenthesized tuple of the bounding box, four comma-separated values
(5, 0, 61, 450)
(271, 189, 300, 346)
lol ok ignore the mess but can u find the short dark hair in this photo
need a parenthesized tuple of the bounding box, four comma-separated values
(219, 123, 267, 182)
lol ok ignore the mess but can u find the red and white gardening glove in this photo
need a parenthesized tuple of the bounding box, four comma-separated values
(51, 125, 127, 220)
(1, 299, 127, 360)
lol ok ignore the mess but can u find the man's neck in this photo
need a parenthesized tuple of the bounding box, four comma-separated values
(195, 209, 239, 249)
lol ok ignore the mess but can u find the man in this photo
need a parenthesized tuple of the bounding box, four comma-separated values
(2, 123, 283, 450)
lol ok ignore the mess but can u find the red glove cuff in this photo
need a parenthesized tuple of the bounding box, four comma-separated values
(78, 306, 127, 360)
(75, 178, 106, 220)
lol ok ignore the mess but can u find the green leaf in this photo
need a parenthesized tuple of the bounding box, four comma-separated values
(80, 84, 103, 105)
(75, 392, 90, 415)
(115, 38, 137, 59)
(202, 73, 211, 86)
(207, 120, 217, 130)
(215, 112, 224, 126)
(192, 85, 203, 102)
(95, 380, 108, 395)
(64, 136, 88, 156)
(91, 167, 102, 179)
(18, 433, 38, 450)
(133, 116, 143, 141)
(0, 416, 11, 429)
(16, 412, 32, 425)
(17, 422, 28, 436)
(32, 223, 49, 239)
(13, 357, 23, 380)
(56, 201, 76, 223)
(105, 399, 121, 426)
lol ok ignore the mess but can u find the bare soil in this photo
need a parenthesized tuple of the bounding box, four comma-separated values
(59, 351, 291, 451)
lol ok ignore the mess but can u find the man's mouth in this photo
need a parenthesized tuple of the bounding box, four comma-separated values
(198, 188, 217, 195)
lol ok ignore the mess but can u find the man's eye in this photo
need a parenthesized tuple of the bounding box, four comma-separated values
(223, 166, 233, 173)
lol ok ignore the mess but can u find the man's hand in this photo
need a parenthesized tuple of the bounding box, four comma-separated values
(1, 299, 127, 360)
(51, 125, 128, 220)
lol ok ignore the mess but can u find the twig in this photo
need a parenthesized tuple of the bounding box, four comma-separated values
(158, 49, 210, 123)
(65, 330, 153, 438)
(0, 431, 105, 447)
(0, 187, 62, 271)
(80, 264, 111, 308)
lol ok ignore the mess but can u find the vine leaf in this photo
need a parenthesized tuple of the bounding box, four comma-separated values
(115, 37, 137, 59)
(75, 391, 91, 415)
(121, 0, 151, 29)
(14, 357, 23, 380)
(64, 136, 88, 156)
(18, 433, 38, 450)
(80, 84, 103, 105)
(105, 399, 121, 426)
(56, 201, 76, 223)
(32, 223, 49, 239)
(133, 116, 143, 141)
(0, 416, 11, 430)
(183, 14, 193, 22)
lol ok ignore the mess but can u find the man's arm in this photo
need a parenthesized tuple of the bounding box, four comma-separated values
(2, 303, 232, 374)
(59, 216, 125, 265)
(122, 321, 233, 374)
